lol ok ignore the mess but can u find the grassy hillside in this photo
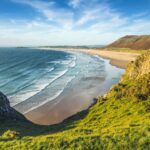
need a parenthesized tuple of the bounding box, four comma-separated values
(0, 52, 150, 150)
(107, 35, 150, 50)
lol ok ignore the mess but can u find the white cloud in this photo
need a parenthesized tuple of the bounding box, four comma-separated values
(11, 0, 54, 20)
(76, 9, 99, 25)
(12, 0, 74, 27)
(69, 0, 82, 8)
(0, 0, 150, 46)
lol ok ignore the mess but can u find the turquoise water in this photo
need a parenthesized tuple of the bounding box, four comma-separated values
(0, 48, 124, 113)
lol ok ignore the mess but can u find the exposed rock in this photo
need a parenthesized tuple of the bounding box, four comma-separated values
(0, 91, 25, 121)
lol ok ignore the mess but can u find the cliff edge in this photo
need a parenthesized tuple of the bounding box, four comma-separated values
(0, 92, 25, 121)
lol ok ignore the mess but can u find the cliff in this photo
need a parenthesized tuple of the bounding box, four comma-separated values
(0, 92, 25, 121)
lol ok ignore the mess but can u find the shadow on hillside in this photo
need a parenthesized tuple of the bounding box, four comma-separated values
(0, 108, 89, 137)
(0, 95, 97, 138)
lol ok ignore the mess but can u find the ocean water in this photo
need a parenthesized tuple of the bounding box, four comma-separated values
(0, 48, 124, 114)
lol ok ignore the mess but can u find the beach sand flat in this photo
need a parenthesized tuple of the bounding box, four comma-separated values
(25, 49, 140, 125)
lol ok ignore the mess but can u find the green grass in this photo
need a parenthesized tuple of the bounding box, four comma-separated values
(0, 52, 150, 150)
(102, 47, 149, 54)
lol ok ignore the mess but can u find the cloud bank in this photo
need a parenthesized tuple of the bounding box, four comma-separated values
(0, 0, 150, 46)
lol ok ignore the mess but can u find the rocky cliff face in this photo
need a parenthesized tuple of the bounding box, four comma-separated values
(0, 92, 25, 121)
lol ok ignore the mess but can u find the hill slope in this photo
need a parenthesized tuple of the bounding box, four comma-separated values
(107, 35, 150, 50)
(0, 52, 150, 149)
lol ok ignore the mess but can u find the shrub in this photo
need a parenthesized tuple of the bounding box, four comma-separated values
(2, 130, 19, 138)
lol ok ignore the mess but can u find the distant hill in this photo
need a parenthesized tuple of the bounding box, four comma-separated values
(107, 35, 150, 50)
(40, 45, 105, 49)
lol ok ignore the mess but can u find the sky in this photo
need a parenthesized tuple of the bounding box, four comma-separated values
(0, 0, 150, 46)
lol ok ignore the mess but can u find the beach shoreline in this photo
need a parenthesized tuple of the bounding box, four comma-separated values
(37, 48, 140, 69)
(25, 48, 139, 125)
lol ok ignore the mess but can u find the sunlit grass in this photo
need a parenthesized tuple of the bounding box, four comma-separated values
(102, 47, 149, 54)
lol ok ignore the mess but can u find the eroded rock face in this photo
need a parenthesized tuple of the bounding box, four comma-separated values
(0, 92, 25, 121)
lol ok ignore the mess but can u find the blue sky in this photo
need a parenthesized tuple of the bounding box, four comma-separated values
(0, 0, 150, 46)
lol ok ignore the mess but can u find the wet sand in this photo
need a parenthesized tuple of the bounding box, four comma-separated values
(25, 48, 139, 125)
(25, 75, 110, 125)
(25, 89, 96, 125)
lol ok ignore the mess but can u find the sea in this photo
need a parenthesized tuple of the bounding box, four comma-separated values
(0, 48, 124, 114)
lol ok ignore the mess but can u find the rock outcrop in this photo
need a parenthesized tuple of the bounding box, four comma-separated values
(0, 92, 25, 121)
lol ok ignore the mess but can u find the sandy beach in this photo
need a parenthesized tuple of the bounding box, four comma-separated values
(38, 48, 140, 69)
(83, 49, 139, 69)
(25, 48, 140, 125)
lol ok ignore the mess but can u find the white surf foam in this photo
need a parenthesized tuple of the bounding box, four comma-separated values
(47, 60, 61, 64)
(23, 76, 75, 114)
(60, 60, 72, 65)
(10, 69, 68, 106)
(24, 89, 63, 114)
(69, 61, 76, 68)
(45, 67, 55, 73)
